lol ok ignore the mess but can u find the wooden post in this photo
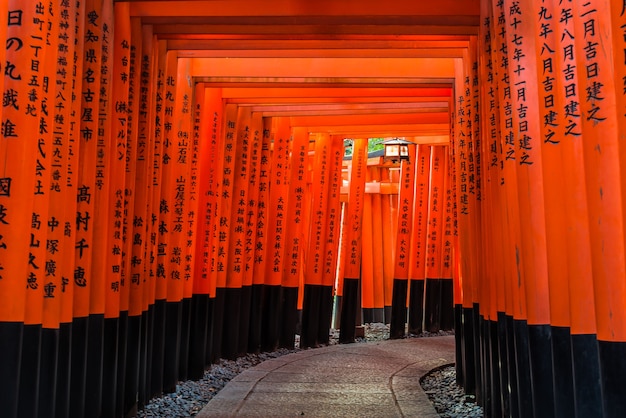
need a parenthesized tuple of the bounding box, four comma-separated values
(261, 117, 291, 351)
(301, 133, 331, 348)
(573, 2, 626, 416)
(280, 127, 309, 348)
(222, 106, 252, 359)
(338, 138, 368, 343)
(102, 4, 131, 415)
(424, 145, 446, 333)
(389, 143, 416, 339)
(408, 145, 431, 335)
(248, 117, 271, 355)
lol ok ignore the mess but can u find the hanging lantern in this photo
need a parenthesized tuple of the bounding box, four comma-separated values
(383, 138, 412, 163)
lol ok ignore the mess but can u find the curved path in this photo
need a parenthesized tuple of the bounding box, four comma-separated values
(197, 335, 455, 417)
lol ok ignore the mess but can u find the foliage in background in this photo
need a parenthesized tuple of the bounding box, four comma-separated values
(343, 138, 386, 157)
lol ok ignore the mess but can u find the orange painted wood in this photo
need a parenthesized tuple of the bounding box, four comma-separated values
(192, 87, 223, 295)
(321, 137, 344, 288)
(360, 167, 375, 310)
(440, 146, 454, 279)
(380, 168, 397, 308)
(304, 133, 333, 286)
(282, 127, 310, 289)
(573, 0, 626, 342)
(241, 112, 264, 288)
(105, 3, 131, 318)
(214, 103, 239, 291)
(393, 146, 417, 280)
(409, 145, 431, 282)
(225, 106, 253, 290)
(263, 117, 291, 286)
(73, 0, 105, 319)
(25, 0, 59, 326)
(149, 40, 168, 303)
(121, 17, 144, 315)
(43, 0, 78, 328)
(88, 0, 114, 317)
(504, 0, 551, 327)
(489, 0, 526, 321)
(60, 0, 86, 324)
(425, 146, 446, 280)
(250, 117, 272, 287)
(342, 138, 368, 281)
(369, 167, 386, 310)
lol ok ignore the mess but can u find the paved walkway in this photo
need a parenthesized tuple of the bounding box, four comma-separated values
(197, 335, 455, 417)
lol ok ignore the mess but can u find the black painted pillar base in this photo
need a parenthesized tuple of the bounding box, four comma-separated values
(598, 340, 626, 418)
(238, 285, 252, 356)
(489, 319, 502, 418)
(55, 322, 71, 418)
(408, 280, 424, 335)
(461, 307, 476, 395)
(528, 324, 555, 418)
(440, 279, 454, 330)
(384, 305, 392, 325)
(222, 288, 242, 360)
(339, 278, 359, 344)
(150, 301, 166, 398)
(513, 319, 534, 418)
(18, 324, 41, 418)
(472, 304, 482, 403)
(570, 333, 602, 418)
(260, 285, 281, 352)
(101, 317, 119, 418)
(163, 301, 182, 394)
(139, 308, 151, 408)
(124, 314, 142, 416)
(300, 284, 321, 349)
(496, 312, 511, 418)
(0, 322, 22, 418)
(85, 314, 104, 418)
(116, 311, 128, 418)
(210, 289, 226, 363)
(69, 316, 88, 418)
(247, 285, 263, 354)
(505, 315, 519, 418)
(389, 279, 408, 339)
(279, 287, 299, 349)
(333, 295, 342, 329)
(454, 305, 463, 386)
(188, 294, 209, 380)
(551, 326, 574, 418)
(39, 327, 59, 418)
(425, 278, 442, 332)
(318, 285, 334, 345)
(179, 297, 192, 380)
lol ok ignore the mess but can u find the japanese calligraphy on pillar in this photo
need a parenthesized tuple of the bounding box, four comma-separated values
(251, 119, 271, 286)
(409, 145, 431, 280)
(441, 147, 454, 277)
(73, 0, 106, 318)
(104, 4, 129, 316)
(44, 0, 77, 327)
(393, 143, 416, 279)
(342, 138, 368, 280)
(322, 137, 344, 285)
(242, 112, 263, 287)
(89, 0, 114, 317)
(27, 0, 58, 326)
(226, 107, 252, 288)
(214, 104, 238, 289)
(426, 146, 445, 278)
(305, 133, 332, 285)
(264, 118, 291, 286)
(282, 127, 309, 288)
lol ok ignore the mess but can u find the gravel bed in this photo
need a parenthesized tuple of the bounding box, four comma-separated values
(421, 365, 484, 418)
(135, 324, 480, 417)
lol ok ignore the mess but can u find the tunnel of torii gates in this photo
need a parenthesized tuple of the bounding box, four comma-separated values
(0, 0, 626, 417)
